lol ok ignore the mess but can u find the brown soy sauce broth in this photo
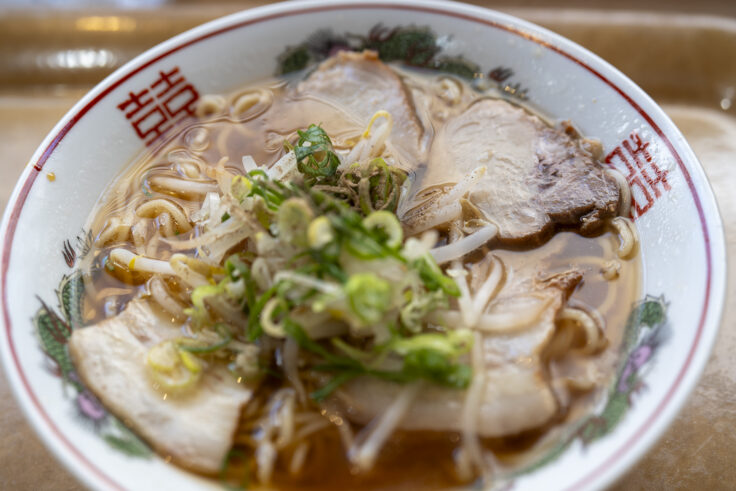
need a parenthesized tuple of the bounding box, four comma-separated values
(235, 425, 468, 490)
(81, 66, 641, 488)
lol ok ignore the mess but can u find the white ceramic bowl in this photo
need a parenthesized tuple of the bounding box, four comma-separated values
(0, 1, 726, 490)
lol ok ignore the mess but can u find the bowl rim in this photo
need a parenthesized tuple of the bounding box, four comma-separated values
(0, 1, 727, 490)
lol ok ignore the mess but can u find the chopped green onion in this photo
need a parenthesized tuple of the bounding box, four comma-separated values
(363, 210, 403, 249)
(173, 123, 472, 403)
(414, 255, 461, 297)
(345, 273, 392, 325)
(246, 284, 279, 341)
(146, 340, 202, 392)
(307, 216, 334, 249)
(389, 329, 473, 358)
(310, 371, 361, 402)
(401, 349, 471, 388)
(177, 334, 232, 354)
(294, 124, 341, 179)
(277, 197, 314, 247)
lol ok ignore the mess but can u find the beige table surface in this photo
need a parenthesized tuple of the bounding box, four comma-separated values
(0, 4, 734, 490)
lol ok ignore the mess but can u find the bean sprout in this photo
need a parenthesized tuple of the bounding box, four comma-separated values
(431, 225, 498, 265)
(459, 331, 487, 478)
(110, 248, 175, 276)
(148, 276, 185, 320)
(348, 383, 420, 472)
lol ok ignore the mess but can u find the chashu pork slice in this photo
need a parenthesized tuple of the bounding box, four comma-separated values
(336, 269, 582, 438)
(68, 299, 253, 474)
(407, 98, 619, 246)
(297, 50, 426, 169)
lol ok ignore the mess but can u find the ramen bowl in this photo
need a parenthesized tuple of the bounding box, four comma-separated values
(0, 1, 726, 489)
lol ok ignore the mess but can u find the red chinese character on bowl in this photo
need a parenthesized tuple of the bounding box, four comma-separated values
(117, 66, 199, 146)
(606, 132, 671, 218)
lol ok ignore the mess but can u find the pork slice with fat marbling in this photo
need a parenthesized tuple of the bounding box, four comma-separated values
(336, 269, 582, 438)
(68, 299, 253, 474)
(407, 98, 619, 246)
(297, 50, 426, 169)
